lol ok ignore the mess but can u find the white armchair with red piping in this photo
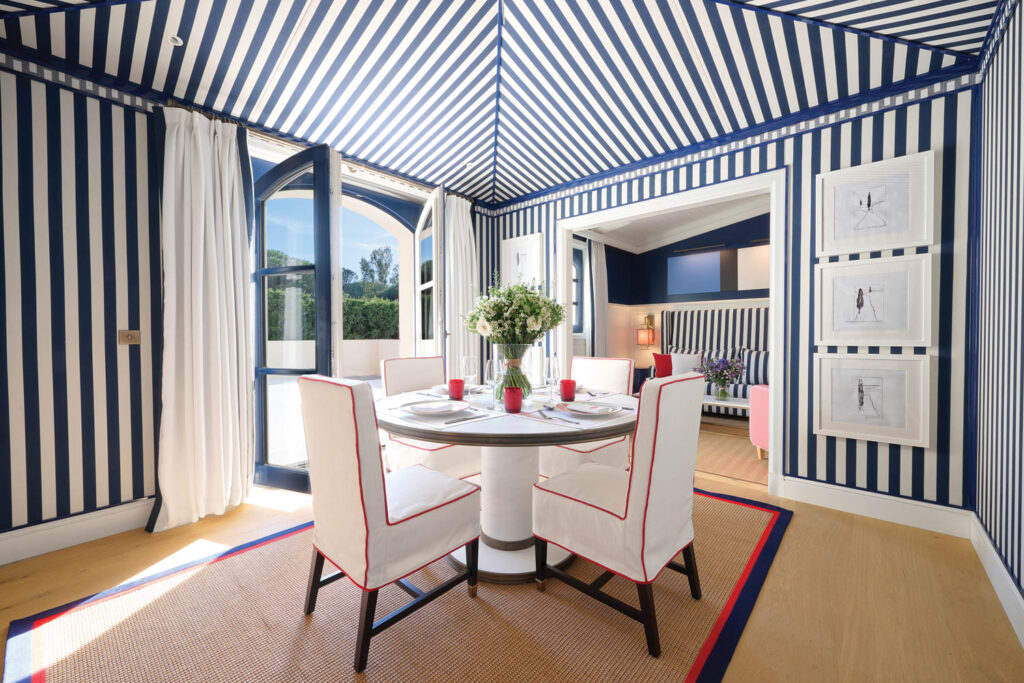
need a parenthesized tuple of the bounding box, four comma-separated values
(532, 373, 705, 657)
(379, 356, 481, 480)
(297, 375, 481, 672)
(538, 356, 634, 478)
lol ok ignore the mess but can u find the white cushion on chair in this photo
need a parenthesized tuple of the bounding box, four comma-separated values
(533, 373, 704, 583)
(385, 465, 479, 523)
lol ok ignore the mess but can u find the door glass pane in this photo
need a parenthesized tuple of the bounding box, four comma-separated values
(264, 272, 316, 368)
(419, 234, 433, 284)
(265, 375, 307, 468)
(264, 171, 315, 267)
(420, 286, 434, 340)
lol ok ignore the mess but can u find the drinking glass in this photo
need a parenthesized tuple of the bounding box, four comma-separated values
(545, 356, 561, 402)
(462, 354, 478, 386)
(484, 358, 501, 408)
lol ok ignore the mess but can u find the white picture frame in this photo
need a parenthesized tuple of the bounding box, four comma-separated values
(813, 354, 935, 448)
(816, 150, 935, 257)
(814, 253, 936, 347)
(500, 233, 545, 286)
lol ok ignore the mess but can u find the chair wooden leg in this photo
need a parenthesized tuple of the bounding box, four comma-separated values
(353, 589, 379, 672)
(467, 538, 479, 597)
(682, 543, 702, 600)
(637, 583, 661, 657)
(304, 548, 325, 615)
(534, 537, 548, 591)
(756, 447, 765, 460)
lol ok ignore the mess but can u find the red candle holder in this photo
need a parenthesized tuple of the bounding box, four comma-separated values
(503, 386, 523, 413)
(559, 379, 577, 402)
(448, 378, 465, 401)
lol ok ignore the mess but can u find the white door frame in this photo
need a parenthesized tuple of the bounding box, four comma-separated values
(554, 169, 788, 495)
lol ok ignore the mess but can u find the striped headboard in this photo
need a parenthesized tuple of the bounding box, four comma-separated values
(661, 303, 769, 354)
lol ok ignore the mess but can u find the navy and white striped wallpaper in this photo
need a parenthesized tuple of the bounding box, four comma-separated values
(661, 306, 770, 355)
(976, 0, 1023, 596)
(477, 76, 973, 508)
(0, 64, 160, 533)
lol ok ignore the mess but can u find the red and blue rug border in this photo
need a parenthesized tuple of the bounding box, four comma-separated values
(4, 492, 790, 683)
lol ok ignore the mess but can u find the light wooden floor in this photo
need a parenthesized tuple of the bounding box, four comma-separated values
(2, 475, 1023, 680)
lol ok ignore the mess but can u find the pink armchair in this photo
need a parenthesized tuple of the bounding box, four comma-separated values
(749, 384, 769, 460)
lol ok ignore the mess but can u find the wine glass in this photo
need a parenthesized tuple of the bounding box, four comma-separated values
(545, 355, 561, 402)
(462, 354, 478, 387)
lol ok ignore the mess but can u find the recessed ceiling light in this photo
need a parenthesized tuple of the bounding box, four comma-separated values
(168, 35, 183, 47)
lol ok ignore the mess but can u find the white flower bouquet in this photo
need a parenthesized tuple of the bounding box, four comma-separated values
(465, 282, 565, 398)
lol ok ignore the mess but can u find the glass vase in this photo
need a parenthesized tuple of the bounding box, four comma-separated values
(716, 383, 729, 400)
(495, 344, 533, 400)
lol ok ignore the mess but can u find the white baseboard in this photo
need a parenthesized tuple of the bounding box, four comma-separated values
(970, 515, 1024, 648)
(780, 476, 973, 538)
(0, 498, 154, 566)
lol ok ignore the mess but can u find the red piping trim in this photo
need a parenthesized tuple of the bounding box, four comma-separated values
(314, 535, 481, 593)
(389, 436, 456, 452)
(551, 435, 627, 454)
(386, 466, 480, 525)
(533, 532, 695, 586)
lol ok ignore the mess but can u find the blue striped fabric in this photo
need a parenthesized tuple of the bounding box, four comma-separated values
(476, 74, 973, 508)
(0, 0, 975, 204)
(734, 0, 999, 54)
(662, 307, 769, 355)
(0, 2, 107, 20)
(742, 349, 770, 385)
(975, 0, 1023, 597)
(0, 65, 159, 532)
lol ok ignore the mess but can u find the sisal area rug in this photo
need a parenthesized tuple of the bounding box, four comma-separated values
(696, 431, 769, 486)
(4, 490, 790, 683)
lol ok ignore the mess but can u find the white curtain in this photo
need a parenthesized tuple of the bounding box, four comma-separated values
(152, 109, 254, 532)
(444, 195, 479, 378)
(590, 241, 609, 357)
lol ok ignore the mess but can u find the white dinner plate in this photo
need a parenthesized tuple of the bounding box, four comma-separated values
(561, 402, 622, 416)
(405, 400, 470, 416)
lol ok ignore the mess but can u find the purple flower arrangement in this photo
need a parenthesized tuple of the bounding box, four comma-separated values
(699, 355, 745, 399)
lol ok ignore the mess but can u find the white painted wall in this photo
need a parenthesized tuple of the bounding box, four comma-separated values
(340, 339, 401, 377)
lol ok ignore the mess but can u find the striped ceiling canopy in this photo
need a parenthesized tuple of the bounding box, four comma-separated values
(0, 0, 998, 205)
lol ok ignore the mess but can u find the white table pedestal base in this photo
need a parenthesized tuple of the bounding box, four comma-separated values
(449, 445, 573, 583)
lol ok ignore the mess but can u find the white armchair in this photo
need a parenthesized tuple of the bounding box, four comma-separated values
(532, 373, 705, 657)
(380, 356, 481, 480)
(298, 375, 481, 672)
(539, 356, 635, 478)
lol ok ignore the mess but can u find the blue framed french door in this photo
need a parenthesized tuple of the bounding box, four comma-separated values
(253, 145, 333, 492)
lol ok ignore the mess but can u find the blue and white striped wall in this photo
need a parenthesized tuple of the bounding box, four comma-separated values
(0, 64, 160, 533)
(976, 0, 1023, 596)
(476, 75, 974, 508)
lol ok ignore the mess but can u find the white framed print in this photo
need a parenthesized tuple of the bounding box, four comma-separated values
(816, 150, 935, 256)
(500, 233, 545, 286)
(813, 354, 935, 448)
(814, 253, 935, 347)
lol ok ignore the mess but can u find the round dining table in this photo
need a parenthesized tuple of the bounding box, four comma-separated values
(376, 390, 639, 583)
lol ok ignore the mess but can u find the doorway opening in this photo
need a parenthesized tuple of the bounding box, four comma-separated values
(556, 171, 786, 494)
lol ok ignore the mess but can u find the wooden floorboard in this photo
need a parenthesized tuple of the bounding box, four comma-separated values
(1, 478, 1022, 680)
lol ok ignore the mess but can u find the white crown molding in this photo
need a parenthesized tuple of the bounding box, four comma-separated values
(0, 499, 154, 567)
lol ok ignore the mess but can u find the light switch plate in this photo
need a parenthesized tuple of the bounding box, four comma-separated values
(118, 329, 141, 345)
